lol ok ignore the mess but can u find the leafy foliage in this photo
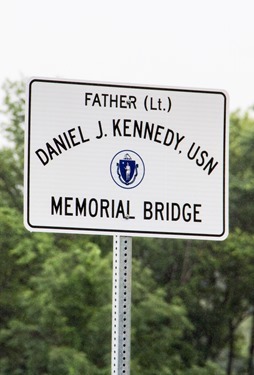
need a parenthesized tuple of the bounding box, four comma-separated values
(0, 79, 254, 374)
(230, 110, 254, 232)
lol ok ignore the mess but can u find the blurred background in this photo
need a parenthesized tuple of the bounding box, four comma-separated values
(0, 1, 254, 374)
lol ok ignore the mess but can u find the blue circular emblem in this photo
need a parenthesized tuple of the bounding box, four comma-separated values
(110, 150, 145, 189)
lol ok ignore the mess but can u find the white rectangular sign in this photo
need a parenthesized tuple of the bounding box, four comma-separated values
(24, 78, 229, 240)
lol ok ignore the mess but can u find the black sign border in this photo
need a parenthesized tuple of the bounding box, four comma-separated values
(25, 78, 228, 240)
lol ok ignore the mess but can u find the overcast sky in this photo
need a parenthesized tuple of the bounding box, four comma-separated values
(1, 0, 254, 112)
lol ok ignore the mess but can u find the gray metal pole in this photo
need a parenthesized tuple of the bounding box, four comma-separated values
(111, 235, 132, 375)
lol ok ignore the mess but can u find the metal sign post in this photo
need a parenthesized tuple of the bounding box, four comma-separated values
(111, 235, 132, 375)
(24, 77, 229, 374)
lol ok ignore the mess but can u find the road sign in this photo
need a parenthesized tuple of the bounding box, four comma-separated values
(24, 78, 229, 240)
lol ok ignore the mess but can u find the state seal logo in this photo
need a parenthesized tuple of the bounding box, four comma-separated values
(110, 150, 145, 189)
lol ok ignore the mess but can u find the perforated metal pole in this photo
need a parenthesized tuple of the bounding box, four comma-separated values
(111, 235, 132, 375)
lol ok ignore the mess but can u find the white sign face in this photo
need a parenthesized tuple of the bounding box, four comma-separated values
(24, 78, 229, 240)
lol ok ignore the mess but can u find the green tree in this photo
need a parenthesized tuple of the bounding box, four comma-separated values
(1, 79, 254, 375)
(1, 79, 25, 161)
(0, 80, 25, 211)
(230, 109, 254, 233)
